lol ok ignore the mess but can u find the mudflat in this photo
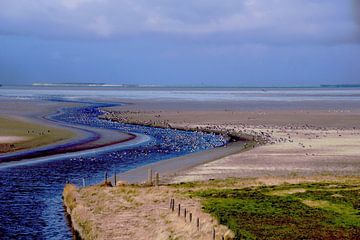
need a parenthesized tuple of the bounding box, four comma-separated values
(103, 99, 360, 182)
(0, 97, 134, 162)
(0, 116, 75, 154)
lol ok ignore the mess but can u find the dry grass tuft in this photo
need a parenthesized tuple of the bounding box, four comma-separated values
(63, 184, 78, 214)
(64, 182, 234, 240)
(99, 181, 113, 187)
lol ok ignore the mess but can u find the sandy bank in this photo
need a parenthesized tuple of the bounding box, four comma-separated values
(0, 97, 135, 164)
(103, 99, 360, 183)
(117, 141, 250, 184)
(0, 115, 75, 154)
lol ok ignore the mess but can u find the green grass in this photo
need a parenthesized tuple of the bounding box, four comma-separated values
(194, 182, 360, 239)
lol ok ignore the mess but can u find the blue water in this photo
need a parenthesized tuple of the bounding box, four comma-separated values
(0, 98, 226, 239)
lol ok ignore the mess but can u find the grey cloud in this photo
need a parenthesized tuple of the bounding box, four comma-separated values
(0, 0, 357, 44)
(354, 0, 360, 26)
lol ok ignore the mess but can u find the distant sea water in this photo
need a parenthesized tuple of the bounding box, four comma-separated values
(1, 85, 360, 102)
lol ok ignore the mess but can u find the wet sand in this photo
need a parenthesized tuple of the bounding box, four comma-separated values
(117, 141, 248, 184)
(0, 97, 135, 163)
(104, 99, 360, 183)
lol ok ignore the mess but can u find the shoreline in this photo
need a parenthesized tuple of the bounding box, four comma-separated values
(0, 133, 150, 169)
(0, 99, 137, 165)
(116, 140, 252, 184)
(101, 111, 266, 143)
(101, 109, 260, 184)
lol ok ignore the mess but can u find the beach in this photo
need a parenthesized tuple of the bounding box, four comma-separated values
(103, 98, 360, 183)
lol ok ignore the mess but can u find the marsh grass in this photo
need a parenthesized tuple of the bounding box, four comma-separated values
(194, 182, 360, 239)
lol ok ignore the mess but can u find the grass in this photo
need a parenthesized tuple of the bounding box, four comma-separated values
(0, 116, 74, 153)
(63, 184, 98, 239)
(194, 182, 360, 239)
(63, 184, 78, 213)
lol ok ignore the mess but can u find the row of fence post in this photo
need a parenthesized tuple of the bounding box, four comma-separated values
(80, 168, 160, 189)
(169, 198, 225, 240)
(80, 171, 113, 188)
(73, 172, 227, 240)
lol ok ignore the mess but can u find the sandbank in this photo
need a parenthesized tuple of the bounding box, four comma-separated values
(0, 97, 135, 164)
(104, 98, 360, 183)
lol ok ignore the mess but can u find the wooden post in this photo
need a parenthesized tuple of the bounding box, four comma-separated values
(222, 235, 225, 240)
(170, 199, 174, 210)
(155, 172, 160, 186)
(148, 168, 153, 185)
(178, 204, 181, 216)
(184, 208, 187, 220)
(212, 228, 216, 240)
(82, 178, 85, 188)
(105, 171, 108, 182)
(189, 213, 192, 222)
(114, 173, 117, 186)
(197, 218, 200, 230)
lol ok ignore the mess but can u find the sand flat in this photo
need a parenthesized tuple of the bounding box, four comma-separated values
(103, 99, 360, 183)
(170, 125, 360, 182)
(0, 136, 30, 144)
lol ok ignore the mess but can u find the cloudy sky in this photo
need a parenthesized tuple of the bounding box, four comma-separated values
(0, 0, 359, 86)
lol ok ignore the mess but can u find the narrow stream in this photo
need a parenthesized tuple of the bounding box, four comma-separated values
(0, 98, 226, 239)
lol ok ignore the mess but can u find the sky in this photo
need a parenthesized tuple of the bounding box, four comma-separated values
(0, 0, 359, 87)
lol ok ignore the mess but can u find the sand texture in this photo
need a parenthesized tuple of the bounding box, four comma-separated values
(103, 100, 360, 182)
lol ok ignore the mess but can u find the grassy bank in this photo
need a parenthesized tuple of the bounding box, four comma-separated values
(194, 181, 360, 239)
(63, 176, 360, 239)
(0, 116, 75, 153)
(63, 181, 233, 240)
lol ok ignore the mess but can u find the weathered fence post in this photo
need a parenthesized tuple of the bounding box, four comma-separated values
(184, 208, 187, 221)
(197, 218, 200, 230)
(178, 204, 181, 217)
(82, 178, 85, 188)
(114, 173, 117, 186)
(189, 213, 192, 222)
(171, 199, 175, 212)
(148, 168, 153, 185)
(104, 171, 108, 182)
(155, 172, 159, 186)
(212, 228, 216, 240)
